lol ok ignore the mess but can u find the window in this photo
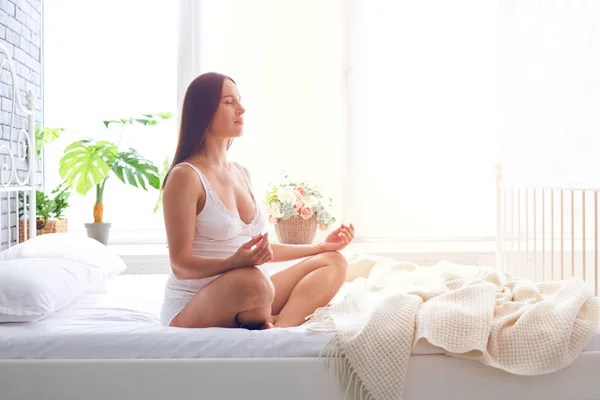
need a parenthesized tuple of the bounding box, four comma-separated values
(347, 0, 498, 242)
(181, 0, 347, 226)
(498, 0, 600, 189)
(44, 1, 600, 249)
(43, 0, 177, 243)
(496, 0, 600, 262)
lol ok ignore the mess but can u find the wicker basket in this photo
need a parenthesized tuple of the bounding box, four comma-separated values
(19, 218, 68, 242)
(274, 215, 317, 244)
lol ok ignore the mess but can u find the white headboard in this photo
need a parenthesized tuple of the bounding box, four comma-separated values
(0, 41, 37, 249)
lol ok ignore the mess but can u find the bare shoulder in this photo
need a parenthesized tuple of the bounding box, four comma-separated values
(163, 164, 204, 198)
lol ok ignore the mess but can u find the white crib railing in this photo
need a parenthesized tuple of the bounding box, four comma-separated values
(496, 165, 599, 296)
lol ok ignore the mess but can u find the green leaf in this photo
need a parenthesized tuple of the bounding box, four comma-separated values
(104, 112, 173, 130)
(103, 120, 123, 129)
(35, 126, 64, 157)
(157, 112, 174, 119)
(112, 149, 160, 191)
(153, 156, 170, 213)
(159, 156, 170, 183)
(134, 118, 151, 126)
(50, 182, 71, 218)
(134, 118, 159, 126)
(59, 140, 118, 196)
(35, 190, 53, 220)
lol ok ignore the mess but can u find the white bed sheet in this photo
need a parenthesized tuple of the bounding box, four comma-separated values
(1, 274, 599, 360)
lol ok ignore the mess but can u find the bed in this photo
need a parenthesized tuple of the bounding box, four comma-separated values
(1, 274, 599, 400)
(1, 42, 599, 400)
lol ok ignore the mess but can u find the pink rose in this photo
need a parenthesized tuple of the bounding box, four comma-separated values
(299, 206, 313, 220)
(294, 189, 304, 199)
(318, 223, 328, 231)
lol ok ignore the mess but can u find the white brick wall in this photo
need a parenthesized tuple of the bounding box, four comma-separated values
(0, 0, 42, 248)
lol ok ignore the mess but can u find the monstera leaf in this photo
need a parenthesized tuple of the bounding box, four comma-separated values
(112, 149, 160, 191)
(59, 140, 118, 196)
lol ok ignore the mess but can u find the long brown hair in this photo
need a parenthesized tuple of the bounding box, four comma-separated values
(163, 72, 235, 188)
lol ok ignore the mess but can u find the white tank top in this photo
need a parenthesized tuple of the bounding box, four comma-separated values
(164, 161, 267, 295)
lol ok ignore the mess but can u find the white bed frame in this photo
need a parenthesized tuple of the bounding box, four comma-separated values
(0, 43, 36, 250)
(1, 42, 599, 400)
(496, 164, 600, 297)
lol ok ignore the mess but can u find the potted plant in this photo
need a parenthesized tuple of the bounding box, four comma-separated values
(18, 125, 71, 241)
(58, 112, 173, 245)
(18, 183, 71, 241)
(265, 175, 336, 244)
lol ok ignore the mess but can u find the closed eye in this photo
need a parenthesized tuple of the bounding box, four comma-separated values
(222, 95, 241, 105)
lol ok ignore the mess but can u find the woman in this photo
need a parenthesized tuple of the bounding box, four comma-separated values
(160, 72, 354, 330)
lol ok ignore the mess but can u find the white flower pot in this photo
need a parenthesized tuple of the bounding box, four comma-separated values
(84, 222, 112, 245)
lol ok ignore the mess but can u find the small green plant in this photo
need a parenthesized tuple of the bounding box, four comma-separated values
(50, 182, 70, 218)
(59, 112, 173, 223)
(19, 182, 71, 221)
(20, 124, 71, 224)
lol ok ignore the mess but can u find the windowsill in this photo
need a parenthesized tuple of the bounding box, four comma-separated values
(107, 236, 500, 273)
(109, 243, 169, 256)
(108, 240, 498, 258)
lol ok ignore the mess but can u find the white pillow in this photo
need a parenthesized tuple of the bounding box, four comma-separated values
(0, 233, 127, 280)
(0, 258, 99, 323)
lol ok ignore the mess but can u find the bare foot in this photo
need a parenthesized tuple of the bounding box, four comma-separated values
(261, 322, 274, 330)
(260, 315, 279, 330)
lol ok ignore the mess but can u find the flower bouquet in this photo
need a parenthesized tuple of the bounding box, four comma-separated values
(265, 176, 336, 244)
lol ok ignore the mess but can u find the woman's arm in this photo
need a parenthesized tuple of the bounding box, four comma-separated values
(269, 242, 325, 263)
(237, 163, 354, 263)
(237, 164, 324, 263)
(268, 223, 356, 263)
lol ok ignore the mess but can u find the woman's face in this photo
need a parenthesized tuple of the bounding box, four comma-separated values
(206, 79, 245, 139)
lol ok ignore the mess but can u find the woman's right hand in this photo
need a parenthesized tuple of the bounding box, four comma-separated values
(228, 232, 273, 269)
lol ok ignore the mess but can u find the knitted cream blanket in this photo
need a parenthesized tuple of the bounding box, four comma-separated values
(307, 257, 599, 400)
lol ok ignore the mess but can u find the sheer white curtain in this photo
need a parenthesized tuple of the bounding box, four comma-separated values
(177, 0, 346, 225)
(347, 0, 499, 241)
(498, 0, 600, 188)
(44, 0, 177, 241)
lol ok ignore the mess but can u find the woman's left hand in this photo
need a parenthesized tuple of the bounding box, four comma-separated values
(320, 223, 355, 252)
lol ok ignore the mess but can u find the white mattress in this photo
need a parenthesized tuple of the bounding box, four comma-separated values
(1, 274, 599, 359)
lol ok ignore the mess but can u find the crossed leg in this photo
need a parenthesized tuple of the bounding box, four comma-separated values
(168, 251, 348, 330)
(269, 251, 349, 328)
(169, 267, 275, 329)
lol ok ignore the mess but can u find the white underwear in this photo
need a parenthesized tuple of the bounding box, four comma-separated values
(160, 267, 271, 326)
